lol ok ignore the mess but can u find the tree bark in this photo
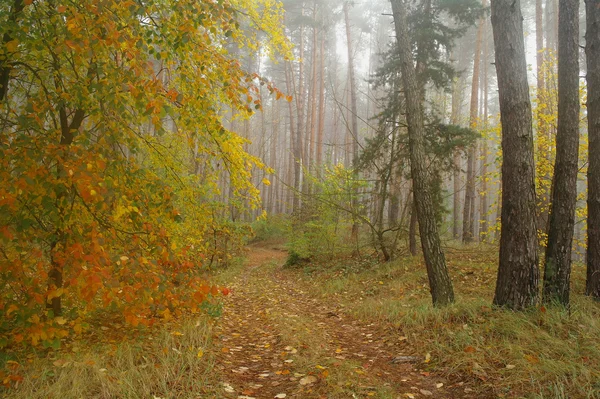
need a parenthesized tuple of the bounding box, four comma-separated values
(390, 0, 455, 306)
(316, 29, 326, 167)
(463, 13, 484, 243)
(586, 0, 600, 299)
(536, 0, 545, 93)
(479, 16, 490, 241)
(536, 0, 552, 240)
(285, 61, 302, 213)
(344, 2, 359, 167)
(344, 1, 360, 242)
(479, 6, 490, 241)
(451, 76, 462, 240)
(409, 197, 418, 256)
(542, 0, 580, 306)
(0, 0, 25, 102)
(491, 0, 540, 309)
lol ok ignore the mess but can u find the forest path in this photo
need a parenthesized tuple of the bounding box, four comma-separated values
(212, 245, 485, 399)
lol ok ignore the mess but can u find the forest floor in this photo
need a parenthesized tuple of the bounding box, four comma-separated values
(211, 244, 491, 399)
(4, 242, 599, 399)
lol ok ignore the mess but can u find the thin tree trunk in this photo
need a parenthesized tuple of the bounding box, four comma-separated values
(308, 2, 318, 175)
(0, 0, 24, 102)
(491, 0, 540, 309)
(464, 13, 484, 243)
(316, 29, 326, 167)
(536, 0, 545, 92)
(409, 197, 418, 256)
(479, 3, 490, 241)
(390, 0, 455, 306)
(536, 0, 552, 240)
(344, 1, 360, 241)
(451, 76, 462, 239)
(297, 13, 306, 205)
(542, 0, 580, 306)
(586, 0, 600, 299)
(285, 61, 301, 212)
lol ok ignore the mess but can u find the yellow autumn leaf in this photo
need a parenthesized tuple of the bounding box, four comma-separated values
(6, 40, 18, 53)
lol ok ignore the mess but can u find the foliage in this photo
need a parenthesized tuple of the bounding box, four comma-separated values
(286, 164, 361, 262)
(409, 0, 485, 89)
(250, 214, 288, 244)
(0, 0, 288, 348)
(532, 49, 589, 252)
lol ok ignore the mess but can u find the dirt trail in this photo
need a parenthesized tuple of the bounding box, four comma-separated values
(213, 246, 485, 399)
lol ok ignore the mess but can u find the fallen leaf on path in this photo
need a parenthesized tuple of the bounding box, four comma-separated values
(390, 356, 419, 364)
(524, 354, 540, 364)
(420, 389, 433, 396)
(299, 375, 317, 385)
(274, 394, 287, 398)
(53, 359, 70, 368)
(222, 382, 235, 393)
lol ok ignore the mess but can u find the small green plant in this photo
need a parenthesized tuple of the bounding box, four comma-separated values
(284, 249, 310, 268)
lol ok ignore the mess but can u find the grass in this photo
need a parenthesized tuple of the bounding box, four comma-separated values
(293, 243, 600, 399)
(2, 317, 221, 399)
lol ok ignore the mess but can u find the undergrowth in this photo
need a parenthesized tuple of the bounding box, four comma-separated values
(2, 317, 220, 398)
(295, 244, 600, 399)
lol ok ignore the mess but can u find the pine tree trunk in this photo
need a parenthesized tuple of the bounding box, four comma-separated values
(284, 61, 301, 213)
(344, 1, 360, 242)
(390, 0, 455, 306)
(0, 0, 24, 102)
(464, 15, 484, 243)
(586, 0, 600, 299)
(316, 31, 325, 167)
(451, 75, 462, 240)
(307, 2, 318, 175)
(409, 197, 418, 256)
(491, 0, 540, 309)
(536, 0, 552, 240)
(542, 0, 579, 306)
(536, 0, 545, 93)
(479, 6, 490, 241)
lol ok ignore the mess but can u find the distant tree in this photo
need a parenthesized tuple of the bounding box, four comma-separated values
(490, 0, 540, 309)
(463, 10, 484, 244)
(586, 0, 600, 299)
(542, 0, 580, 306)
(390, 0, 455, 306)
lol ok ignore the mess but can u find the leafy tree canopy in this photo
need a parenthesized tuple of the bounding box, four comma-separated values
(0, 0, 289, 347)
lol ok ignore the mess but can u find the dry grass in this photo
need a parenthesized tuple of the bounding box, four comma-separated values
(296, 243, 600, 399)
(2, 317, 221, 399)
